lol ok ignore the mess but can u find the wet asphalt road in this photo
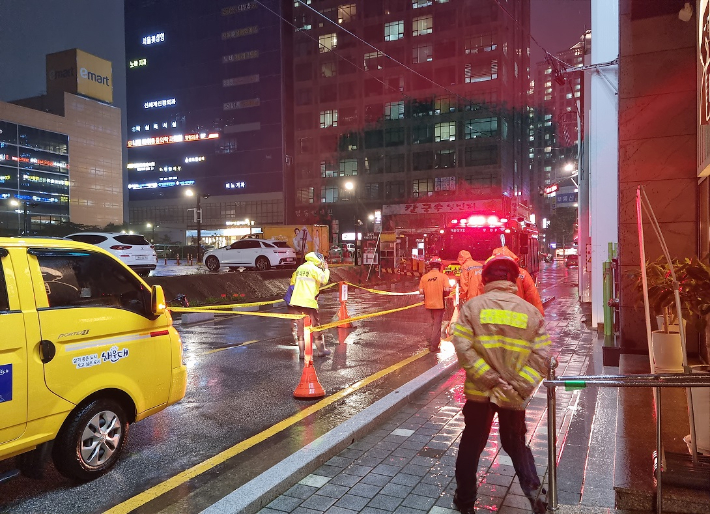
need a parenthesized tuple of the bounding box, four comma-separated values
(0, 279, 452, 514)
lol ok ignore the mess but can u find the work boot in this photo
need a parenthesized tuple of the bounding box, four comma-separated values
(291, 325, 300, 346)
(524, 487, 547, 514)
(452, 491, 475, 514)
(315, 337, 330, 357)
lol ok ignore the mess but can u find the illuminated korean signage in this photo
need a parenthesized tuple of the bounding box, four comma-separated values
(129, 58, 147, 69)
(223, 74, 260, 87)
(222, 50, 259, 63)
(144, 98, 176, 109)
(128, 179, 195, 190)
(222, 26, 259, 40)
(185, 156, 205, 163)
(142, 32, 165, 45)
(223, 98, 260, 111)
(127, 162, 156, 171)
(127, 132, 219, 148)
(543, 183, 559, 195)
(225, 181, 246, 189)
(1, 154, 68, 170)
(221, 2, 257, 16)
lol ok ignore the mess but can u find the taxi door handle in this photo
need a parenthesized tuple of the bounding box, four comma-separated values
(39, 340, 56, 363)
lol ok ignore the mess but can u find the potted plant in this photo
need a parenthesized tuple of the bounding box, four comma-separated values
(635, 255, 710, 454)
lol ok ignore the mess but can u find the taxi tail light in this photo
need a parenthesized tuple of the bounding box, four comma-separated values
(111, 245, 132, 250)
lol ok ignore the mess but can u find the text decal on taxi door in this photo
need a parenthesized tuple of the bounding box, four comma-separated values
(0, 364, 11, 403)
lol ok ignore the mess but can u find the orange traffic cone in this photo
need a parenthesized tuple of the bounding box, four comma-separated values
(294, 317, 325, 399)
(336, 282, 353, 328)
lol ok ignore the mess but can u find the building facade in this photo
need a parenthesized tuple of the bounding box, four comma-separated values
(0, 50, 123, 234)
(124, 0, 293, 245)
(529, 31, 588, 254)
(291, 0, 530, 238)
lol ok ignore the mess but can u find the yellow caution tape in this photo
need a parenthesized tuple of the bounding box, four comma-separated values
(190, 298, 284, 309)
(311, 301, 424, 332)
(343, 281, 419, 296)
(170, 307, 305, 320)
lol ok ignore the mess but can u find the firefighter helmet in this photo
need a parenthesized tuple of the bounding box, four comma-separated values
(482, 254, 519, 284)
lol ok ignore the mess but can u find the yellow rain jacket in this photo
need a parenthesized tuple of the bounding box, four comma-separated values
(290, 252, 330, 310)
(451, 280, 551, 409)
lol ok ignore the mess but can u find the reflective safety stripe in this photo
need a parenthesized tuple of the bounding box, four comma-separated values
(520, 365, 541, 384)
(471, 358, 491, 378)
(534, 335, 552, 349)
(452, 323, 474, 339)
(466, 388, 489, 397)
(477, 335, 531, 352)
(479, 309, 528, 329)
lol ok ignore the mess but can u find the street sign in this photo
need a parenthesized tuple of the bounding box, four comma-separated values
(544, 183, 559, 195)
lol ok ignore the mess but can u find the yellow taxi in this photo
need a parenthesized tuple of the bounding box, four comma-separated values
(0, 237, 187, 481)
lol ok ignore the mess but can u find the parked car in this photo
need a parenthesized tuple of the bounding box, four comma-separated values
(203, 238, 297, 271)
(565, 254, 579, 267)
(0, 236, 186, 481)
(65, 233, 157, 276)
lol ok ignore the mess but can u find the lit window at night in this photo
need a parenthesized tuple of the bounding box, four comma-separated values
(464, 61, 498, 83)
(465, 118, 498, 139)
(412, 15, 432, 36)
(319, 33, 337, 52)
(385, 21, 403, 41)
(434, 122, 456, 142)
(319, 109, 338, 128)
(412, 44, 433, 63)
(364, 51, 384, 71)
(321, 61, 337, 77)
(337, 3, 356, 23)
(412, 0, 432, 7)
(142, 32, 165, 45)
(385, 101, 404, 120)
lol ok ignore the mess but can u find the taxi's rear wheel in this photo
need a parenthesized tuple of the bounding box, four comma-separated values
(205, 255, 220, 271)
(255, 256, 270, 271)
(52, 399, 129, 482)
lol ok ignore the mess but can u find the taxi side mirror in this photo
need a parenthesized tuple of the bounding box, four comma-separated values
(151, 285, 167, 315)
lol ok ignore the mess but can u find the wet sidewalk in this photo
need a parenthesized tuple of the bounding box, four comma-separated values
(244, 264, 615, 514)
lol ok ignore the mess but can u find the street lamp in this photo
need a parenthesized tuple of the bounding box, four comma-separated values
(344, 181, 361, 265)
(146, 222, 157, 243)
(9, 198, 38, 235)
(185, 189, 209, 264)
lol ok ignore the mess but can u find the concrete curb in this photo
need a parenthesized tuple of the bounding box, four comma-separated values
(181, 312, 216, 325)
(200, 354, 460, 514)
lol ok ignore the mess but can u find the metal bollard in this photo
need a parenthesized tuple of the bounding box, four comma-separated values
(546, 356, 559, 512)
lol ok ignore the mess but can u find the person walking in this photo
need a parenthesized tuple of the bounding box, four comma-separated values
(450, 254, 551, 514)
(492, 246, 544, 315)
(456, 250, 483, 304)
(418, 256, 452, 353)
(289, 252, 331, 359)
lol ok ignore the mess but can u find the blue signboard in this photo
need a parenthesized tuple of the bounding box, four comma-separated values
(556, 192, 578, 206)
(0, 364, 11, 403)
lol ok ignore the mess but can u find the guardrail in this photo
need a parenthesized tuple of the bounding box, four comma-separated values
(543, 356, 710, 514)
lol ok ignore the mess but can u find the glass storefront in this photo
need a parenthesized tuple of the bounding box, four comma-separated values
(0, 120, 69, 233)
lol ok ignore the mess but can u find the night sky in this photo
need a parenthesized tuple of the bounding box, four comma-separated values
(0, 0, 590, 103)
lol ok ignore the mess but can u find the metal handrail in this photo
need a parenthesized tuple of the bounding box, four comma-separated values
(542, 357, 710, 513)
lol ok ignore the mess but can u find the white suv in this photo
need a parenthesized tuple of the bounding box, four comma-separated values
(203, 239, 296, 271)
(65, 232, 157, 276)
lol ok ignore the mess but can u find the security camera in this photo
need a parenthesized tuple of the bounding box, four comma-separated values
(679, 2, 693, 22)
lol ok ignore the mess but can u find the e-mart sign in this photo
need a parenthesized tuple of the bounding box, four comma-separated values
(46, 49, 113, 104)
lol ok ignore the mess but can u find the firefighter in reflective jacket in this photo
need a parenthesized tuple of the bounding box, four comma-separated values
(457, 250, 483, 304)
(451, 254, 551, 514)
(492, 246, 544, 315)
(289, 252, 331, 359)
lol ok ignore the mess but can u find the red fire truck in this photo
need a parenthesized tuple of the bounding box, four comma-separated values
(427, 213, 540, 281)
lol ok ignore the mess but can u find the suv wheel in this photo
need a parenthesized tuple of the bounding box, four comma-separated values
(52, 399, 129, 482)
(255, 256, 270, 271)
(205, 256, 220, 271)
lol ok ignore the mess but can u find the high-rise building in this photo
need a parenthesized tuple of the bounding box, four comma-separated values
(529, 31, 590, 250)
(124, 0, 293, 246)
(291, 0, 530, 238)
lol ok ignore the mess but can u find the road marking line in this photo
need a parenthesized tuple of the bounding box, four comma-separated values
(204, 340, 259, 354)
(103, 349, 431, 514)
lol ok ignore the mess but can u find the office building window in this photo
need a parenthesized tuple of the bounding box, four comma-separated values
(386, 75, 405, 92)
(321, 185, 339, 203)
(319, 33, 337, 52)
(298, 137, 313, 153)
(413, 44, 433, 63)
(412, 124, 433, 144)
(413, 15, 433, 36)
(465, 33, 497, 54)
(413, 151, 434, 171)
(320, 109, 338, 128)
(435, 176, 456, 191)
(413, 0, 432, 7)
(296, 113, 314, 130)
(412, 178, 434, 197)
(434, 122, 456, 142)
(384, 20, 404, 41)
(385, 180, 406, 199)
(321, 61, 337, 77)
(320, 84, 337, 102)
(385, 127, 405, 147)
(296, 187, 314, 204)
(339, 130, 359, 150)
(295, 64, 313, 81)
(296, 89, 312, 106)
(465, 117, 498, 139)
(464, 173, 494, 190)
(365, 129, 384, 148)
(364, 51, 384, 70)
(435, 149, 456, 168)
(434, 95, 455, 114)
(365, 104, 383, 123)
(464, 145, 498, 166)
(386, 154, 405, 174)
(365, 182, 382, 199)
(464, 60, 498, 83)
(385, 101, 405, 120)
(338, 3, 356, 23)
(321, 160, 338, 177)
(340, 158, 358, 176)
(365, 155, 384, 174)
